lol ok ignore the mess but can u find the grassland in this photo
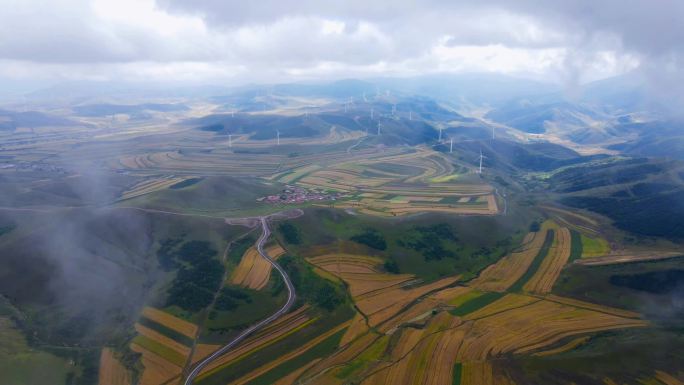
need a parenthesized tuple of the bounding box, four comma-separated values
(277, 207, 531, 281)
(580, 234, 611, 257)
(0, 317, 73, 385)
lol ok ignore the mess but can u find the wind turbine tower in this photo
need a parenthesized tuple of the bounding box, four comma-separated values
(438, 127, 444, 142)
(478, 149, 486, 174)
(276, 130, 280, 146)
(450, 138, 454, 153)
(228, 134, 233, 148)
(377, 122, 381, 135)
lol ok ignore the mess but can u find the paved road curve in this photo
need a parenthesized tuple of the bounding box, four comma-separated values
(182, 216, 297, 385)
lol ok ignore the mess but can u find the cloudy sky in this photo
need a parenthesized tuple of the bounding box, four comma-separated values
(0, 0, 681, 90)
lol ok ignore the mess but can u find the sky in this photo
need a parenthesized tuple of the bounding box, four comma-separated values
(0, 0, 681, 91)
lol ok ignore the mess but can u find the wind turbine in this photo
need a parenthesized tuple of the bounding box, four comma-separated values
(228, 134, 233, 148)
(450, 138, 454, 153)
(276, 130, 280, 146)
(377, 122, 381, 135)
(478, 149, 487, 174)
(438, 127, 444, 142)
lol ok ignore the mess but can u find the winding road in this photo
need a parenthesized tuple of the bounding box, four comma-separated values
(182, 216, 297, 385)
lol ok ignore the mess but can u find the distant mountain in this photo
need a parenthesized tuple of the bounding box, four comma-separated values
(578, 73, 653, 113)
(607, 119, 684, 160)
(0, 109, 82, 130)
(72, 103, 189, 117)
(372, 73, 560, 107)
(189, 113, 326, 139)
(452, 139, 604, 172)
(549, 158, 684, 240)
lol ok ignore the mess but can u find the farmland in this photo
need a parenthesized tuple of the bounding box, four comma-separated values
(230, 244, 286, 290)
(0, 80, 682, 385)
(234, 225, 645, 385)
(285, 146, 499, 217)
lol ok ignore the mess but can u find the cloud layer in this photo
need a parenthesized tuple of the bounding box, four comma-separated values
(0, 0, 680, 88)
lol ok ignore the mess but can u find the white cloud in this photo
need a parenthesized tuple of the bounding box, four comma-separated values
(0, 0, 679, 89)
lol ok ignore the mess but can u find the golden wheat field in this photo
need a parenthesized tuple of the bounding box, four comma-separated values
(274, 229, 652, 385)
(523, 226, 572, 294)
(98, 348, 131, 385)
(141, 307, 198, 338)
(134, 323, 191, 357)
(230, 246, 279, 290)
(469, 229, 548, 292)
(129, 344, 182, 385)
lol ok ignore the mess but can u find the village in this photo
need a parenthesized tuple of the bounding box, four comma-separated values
(257, 184, 346, 205)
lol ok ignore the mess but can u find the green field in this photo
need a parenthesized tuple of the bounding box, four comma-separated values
(335, 334, 389, 379)
(580, 234, 610, 258)
(276, 207, 533, 281)
(247, 329, 347, 385)
(553, 256, 684, 315)
(449, 291, 506, 317)
(197, 305, 354, 385)
(202, 283, 286, 343)
(132, 335, 187, 366)
(0, 317, 72, 385)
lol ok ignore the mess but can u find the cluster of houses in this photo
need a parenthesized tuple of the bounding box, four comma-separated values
(258, 185, 345, 204)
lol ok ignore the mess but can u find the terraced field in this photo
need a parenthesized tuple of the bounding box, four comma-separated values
(284, 147, 499, 217)
(119, 176, 192, 200)
(269, 224, 650, 385)
(230, 244, 286, 290)
(129, 307, 197, 385)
